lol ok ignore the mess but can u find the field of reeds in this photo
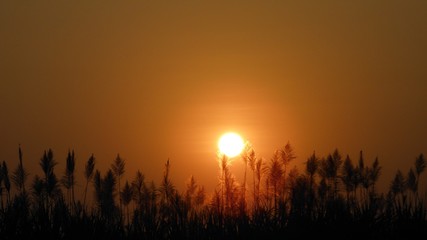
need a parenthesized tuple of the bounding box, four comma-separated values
(0, 144, 426, 239)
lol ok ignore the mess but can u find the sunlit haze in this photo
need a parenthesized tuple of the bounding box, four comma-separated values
(1, 0, 426, 197)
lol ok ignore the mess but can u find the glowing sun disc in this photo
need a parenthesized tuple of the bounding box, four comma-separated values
(218, 132, 245, 158)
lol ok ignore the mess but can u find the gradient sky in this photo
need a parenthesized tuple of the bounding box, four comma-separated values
(1, 1, 426, 195)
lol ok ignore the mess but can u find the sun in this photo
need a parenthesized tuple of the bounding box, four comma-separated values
(218, 132, 245, 158)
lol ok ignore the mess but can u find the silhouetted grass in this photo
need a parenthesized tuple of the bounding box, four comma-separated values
(0, 146, 426, 239)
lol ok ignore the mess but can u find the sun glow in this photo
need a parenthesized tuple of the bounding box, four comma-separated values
(218, 132, 245, 158)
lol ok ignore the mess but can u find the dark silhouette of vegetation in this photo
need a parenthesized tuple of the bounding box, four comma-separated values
(83, 154, 95, 212)
(11, 145, 28, 196)
(61, 150, 76, 213)
(1, 161, 11, 208)
(112, 154, 125, 221)
(0, 144, 426, 239)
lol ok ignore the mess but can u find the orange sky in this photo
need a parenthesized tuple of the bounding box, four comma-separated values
(1, 1, 427, 195)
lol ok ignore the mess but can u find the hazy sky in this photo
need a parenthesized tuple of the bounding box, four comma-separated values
(1, 1, 426, 194)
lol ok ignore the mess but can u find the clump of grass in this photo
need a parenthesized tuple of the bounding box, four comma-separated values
(0, 145, 426, 239)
